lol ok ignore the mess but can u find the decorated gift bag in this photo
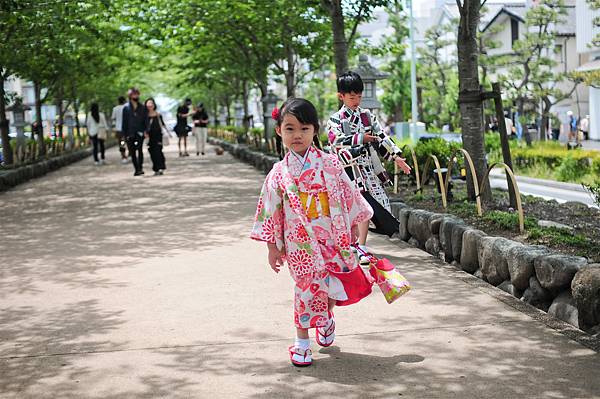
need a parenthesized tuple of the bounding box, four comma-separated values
(356, 247, 411, 304)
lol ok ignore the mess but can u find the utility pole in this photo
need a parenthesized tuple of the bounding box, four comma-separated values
(407, 0, 418, 143)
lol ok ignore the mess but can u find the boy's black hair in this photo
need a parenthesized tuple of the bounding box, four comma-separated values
(337, 71, 364, 94)
(276, 97, 320, 134)
(118, 96, 126, 105)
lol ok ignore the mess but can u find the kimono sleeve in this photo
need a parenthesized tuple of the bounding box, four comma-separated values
(371, 111, 402, 162)
(340, 167, 373, 227)
(250, 173, 285, 250)
(327, 113, 363, 147)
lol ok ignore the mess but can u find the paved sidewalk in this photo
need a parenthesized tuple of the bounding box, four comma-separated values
(0, 144, 598, 398)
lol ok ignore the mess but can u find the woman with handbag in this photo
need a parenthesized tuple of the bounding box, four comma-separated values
(144, 98, 167, 175)
(86, 103, 109, 166)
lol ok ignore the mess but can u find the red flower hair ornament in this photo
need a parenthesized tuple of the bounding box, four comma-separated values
(271, 106, 280, 121)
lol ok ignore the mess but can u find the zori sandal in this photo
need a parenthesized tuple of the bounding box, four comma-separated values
(288, 345, 312, 367)
(316, 316, 336, 347)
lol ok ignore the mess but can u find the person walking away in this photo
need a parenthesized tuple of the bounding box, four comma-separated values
(174, 98, 192, 157)
(567, 111, 578, 143)
(111, 96, 128, 164)
(251, 98, 374, 367)
(192, 102, 209, 156)
(504, 112, 514, 138)
(86, 103, 109, 166)
(326, 71, 411, 264)
(580, 115, 590, 141)
(145, 98, 167, 175)
(122, 87, 147, 176)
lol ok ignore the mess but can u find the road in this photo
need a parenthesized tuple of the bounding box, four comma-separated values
(489, 171, 596, 207)
(0, 143, 599, 398)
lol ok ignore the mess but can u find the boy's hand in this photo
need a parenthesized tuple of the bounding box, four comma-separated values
(267, 244, 285, 274)
(395, 157, 412, 175)
(363, 134, 378, 143)
(351, 225, 359, 244)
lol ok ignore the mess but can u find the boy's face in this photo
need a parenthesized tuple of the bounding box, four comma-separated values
(338, 91, 362, 110)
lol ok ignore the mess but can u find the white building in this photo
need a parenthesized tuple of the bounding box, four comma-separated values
(480, 1, 585, 127)
(576, 0, 600, 140)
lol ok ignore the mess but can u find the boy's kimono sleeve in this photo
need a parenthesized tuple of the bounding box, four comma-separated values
(340, 168, 373, 227)
(327, 113, 364, 147)
(250, 173, 285, 251)
(370, 111, 402, 162)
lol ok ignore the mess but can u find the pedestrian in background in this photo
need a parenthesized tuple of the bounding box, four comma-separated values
(567, 111, 578, 143)
(145, 98, 167, 175)
(111, 96, 128, 164)
(86, 103, 109, 166)
(122, 87, 147, 176)
(192, 102, 209, 156)
(174, 98, 192, 157)
(580, 115, 590, 141)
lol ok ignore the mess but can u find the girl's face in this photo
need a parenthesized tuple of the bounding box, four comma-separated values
(276, 113, 315, 156)
(146, 100, 155, 111)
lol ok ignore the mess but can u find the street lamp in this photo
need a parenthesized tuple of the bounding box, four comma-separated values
(354, 54, 389, 111)
(7, 98, 31, 161)
(65, 113, 76, 149)
(261, 90, 281, 152)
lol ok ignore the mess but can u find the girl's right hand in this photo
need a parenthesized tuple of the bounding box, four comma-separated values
(267, 244, 284, 273)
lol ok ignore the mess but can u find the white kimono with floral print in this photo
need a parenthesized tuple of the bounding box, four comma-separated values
(251, 147, 373, 328)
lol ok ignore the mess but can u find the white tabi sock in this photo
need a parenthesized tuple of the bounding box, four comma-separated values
(295, 338, 310, 350)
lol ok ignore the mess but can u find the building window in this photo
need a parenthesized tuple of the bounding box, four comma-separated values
(511, 19, 519, 46)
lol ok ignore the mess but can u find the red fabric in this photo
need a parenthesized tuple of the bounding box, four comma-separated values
(375, 258, 395, 272)
(331, 267, 374, 306)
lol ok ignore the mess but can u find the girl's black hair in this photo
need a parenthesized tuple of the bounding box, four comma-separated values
(90, 103, 100, 123)
(275, 97, 320, 134)
(336, 71, 364, 94)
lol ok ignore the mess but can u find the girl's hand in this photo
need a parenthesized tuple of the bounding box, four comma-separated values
(267, 244, 284, 274)
(351, 224, 359, 244)
(395, 157, 412, 174)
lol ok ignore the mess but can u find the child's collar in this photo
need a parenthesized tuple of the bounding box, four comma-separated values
(342, 104, 362, 115)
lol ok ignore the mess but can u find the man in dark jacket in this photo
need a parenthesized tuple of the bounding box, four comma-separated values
(122, 87, 147, 176)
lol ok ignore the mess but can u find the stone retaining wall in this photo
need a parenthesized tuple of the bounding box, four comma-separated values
(210, 136, 600, 337)
(0, 148, 93, 192)
(390, 201, 600, 336)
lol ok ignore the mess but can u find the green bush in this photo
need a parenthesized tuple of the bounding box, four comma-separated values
(484, 132, 501, 154)
(412, 137, 462, 168)
(556, 155, 588, 182)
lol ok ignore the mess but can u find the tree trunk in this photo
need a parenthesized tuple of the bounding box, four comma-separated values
(517, 97, 532, 146)
(327, 0, 348, 77)
(284, 42, 296, 98)
(457, 0, 491, 202)
(540, 96, 552, 142)
(0, 72, 13, 165)
(34, 81, 46, 156)
(225, 97, 232, 126)
(242, 80, 250, 132)
(74, 100, 81, 137)
(55, 91, 64, 139)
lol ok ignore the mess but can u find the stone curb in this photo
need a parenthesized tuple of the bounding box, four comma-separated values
(390, 201, 600, 348)
(0, 148, 94, 192)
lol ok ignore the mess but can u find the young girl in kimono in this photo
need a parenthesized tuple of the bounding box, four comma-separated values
(251, 98, 374, 367)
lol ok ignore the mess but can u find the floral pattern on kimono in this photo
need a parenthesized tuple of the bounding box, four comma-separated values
(251, 146, 373, 329)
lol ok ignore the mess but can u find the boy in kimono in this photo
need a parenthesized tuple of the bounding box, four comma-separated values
(326, 72, 411, 263)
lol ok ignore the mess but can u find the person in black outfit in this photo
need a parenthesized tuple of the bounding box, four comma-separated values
(144, 98, 167, 175)
(122, 87, 148, 176)
(174, 98, 192, 157)
(192, 102, 209, 156)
